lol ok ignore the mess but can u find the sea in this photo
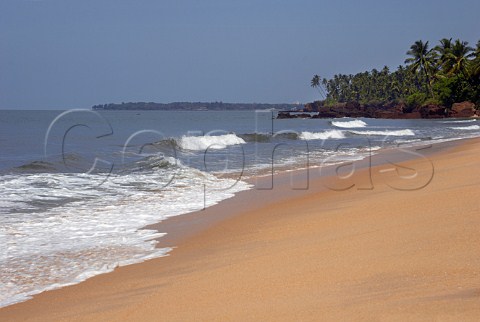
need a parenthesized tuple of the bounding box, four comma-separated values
(0, 109, 479, 307)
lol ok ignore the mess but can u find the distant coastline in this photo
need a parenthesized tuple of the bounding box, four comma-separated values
(91, 100, 479, 119)
(92, 101, 302, 111)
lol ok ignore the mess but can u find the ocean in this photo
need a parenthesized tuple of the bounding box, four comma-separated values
(1, 109, 479, 307)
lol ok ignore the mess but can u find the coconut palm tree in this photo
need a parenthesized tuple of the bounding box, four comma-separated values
(310, 74, 327, 99)
(434, 38, 452, 71)
(405, 40, 436, 97)
(311, 74, 320, 88)
(472, 40, 480, 78)
(442, 39, 474, 76)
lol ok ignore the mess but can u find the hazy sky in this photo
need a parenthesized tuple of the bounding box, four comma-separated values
(1, 0, 479, 109)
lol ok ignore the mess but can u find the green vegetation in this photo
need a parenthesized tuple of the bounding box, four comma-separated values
(311, 38, 480, 108)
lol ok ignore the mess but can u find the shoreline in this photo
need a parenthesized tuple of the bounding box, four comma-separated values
(1, 137, 479, 321)
(148, 136, 473, 248)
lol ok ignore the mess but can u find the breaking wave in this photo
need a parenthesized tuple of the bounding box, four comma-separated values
(331, 119, 367, 128)
(178, 134, 246, 151)
(442, 119, 477, 124)
(299, 130, 345, 140)
(349, 129, 415, 136)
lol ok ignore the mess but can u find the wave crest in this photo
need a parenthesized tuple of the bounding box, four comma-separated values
(299, 130, 345, 140)
(449, 125, 480, 130)
(331, 119, 367, 128)
(442, 119, 477, 124)
(14, 161, 56, 172)
(131, 155, 181, 171)
(239, 133, 272, 143)
(349, 129, 415, 136)
(178, 134, 246, 151)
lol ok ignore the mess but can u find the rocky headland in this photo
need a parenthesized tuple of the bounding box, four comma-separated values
(277, 101, 478, 119)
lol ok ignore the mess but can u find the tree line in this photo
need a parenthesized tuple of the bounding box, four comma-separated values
(311, 38, 480, 109)
(92, 101, 302, 111)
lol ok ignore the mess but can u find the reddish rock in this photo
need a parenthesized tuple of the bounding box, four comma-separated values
(450, 101, 476, 118)
(282, 100, 476, 120)
(418, 104, 447, 118)
(373, 110, 396, 119)
(401, 112, 422, 119)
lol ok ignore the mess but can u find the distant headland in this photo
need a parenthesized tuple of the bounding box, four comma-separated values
(92, 102, 302, 111)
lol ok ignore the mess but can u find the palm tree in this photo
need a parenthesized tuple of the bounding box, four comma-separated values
(310, 74, 327, 99)
(472, 40, 480, 78)
(405, 40, 436, 97)
(442, 39, 474, 76)
(311, 74, 320, 88)
(434, 38, 452, 72)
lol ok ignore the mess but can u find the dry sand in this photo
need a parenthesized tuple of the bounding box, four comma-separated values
(1, 138, 479, 321)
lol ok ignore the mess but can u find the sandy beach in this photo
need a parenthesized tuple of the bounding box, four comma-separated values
(1, 138, 479, 321)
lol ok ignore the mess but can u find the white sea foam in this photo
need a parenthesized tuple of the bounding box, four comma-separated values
(449, 125, 480, 130)
(0, 162, 251, 308)
(442, 119, 477, 124)
(331, 119, 367, 128)
(299, 130, 345, 140)
(350, 129, 415, 136)
(178, 134, 246, 151)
